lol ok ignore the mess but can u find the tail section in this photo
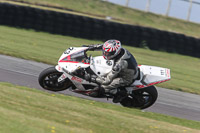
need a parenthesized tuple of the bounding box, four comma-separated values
(131, 65, 171, 89)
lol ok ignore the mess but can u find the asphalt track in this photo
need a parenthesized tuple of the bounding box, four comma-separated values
(0, 54, 200, 122)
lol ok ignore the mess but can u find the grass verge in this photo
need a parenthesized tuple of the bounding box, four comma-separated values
(0, 25, 199, 94)
(0, 82, 200, 133)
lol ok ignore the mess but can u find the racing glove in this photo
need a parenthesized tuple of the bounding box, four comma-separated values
(82, 44, 103, 51)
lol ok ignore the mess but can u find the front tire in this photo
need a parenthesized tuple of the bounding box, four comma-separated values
(38, 67, 72, 91)
(120, 86, 158, 109)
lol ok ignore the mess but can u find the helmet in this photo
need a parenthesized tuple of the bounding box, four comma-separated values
(102, 40, 122, 60)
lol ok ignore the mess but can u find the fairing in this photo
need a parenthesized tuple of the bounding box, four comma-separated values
(90, 56, 114, 76)
(130, 65, 171, 90)
(57, 47, 90, 73)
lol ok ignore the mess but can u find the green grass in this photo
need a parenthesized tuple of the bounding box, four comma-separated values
(3, 0, 200, 38)
(0, 25, 199, 95)
(0, 82, 200, 133)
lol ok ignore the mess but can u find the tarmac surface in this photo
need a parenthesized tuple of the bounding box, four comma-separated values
(0, 54, 200, 121)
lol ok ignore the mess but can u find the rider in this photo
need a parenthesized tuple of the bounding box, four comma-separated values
(86, 39, 139, 103)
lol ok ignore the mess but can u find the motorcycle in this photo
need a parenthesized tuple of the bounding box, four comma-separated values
(38, 46, 171, 109)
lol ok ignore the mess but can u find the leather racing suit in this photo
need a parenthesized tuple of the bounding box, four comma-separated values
(87, 44, 139, 94)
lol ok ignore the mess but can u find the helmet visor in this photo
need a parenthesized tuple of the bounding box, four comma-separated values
(103, 51, 115, 60)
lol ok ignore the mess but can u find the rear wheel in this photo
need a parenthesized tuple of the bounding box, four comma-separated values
(38, 67, 72, 91)
(120, 86, 158, 109)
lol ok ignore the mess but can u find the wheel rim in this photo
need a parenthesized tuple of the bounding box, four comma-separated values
(133, 91, 152, 107)
(120, 90, 153, 108)
(43, 72, 65, 89)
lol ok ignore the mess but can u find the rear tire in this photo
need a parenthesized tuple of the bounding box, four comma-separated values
(120, 86, 158, 109)
(38, 67, 72, 91)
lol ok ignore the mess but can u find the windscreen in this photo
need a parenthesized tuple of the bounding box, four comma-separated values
(62, 51, 89, 63)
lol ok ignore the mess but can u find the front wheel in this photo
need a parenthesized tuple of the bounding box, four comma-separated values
(38, 67, 72, 91)
(120, 86, 158, 109)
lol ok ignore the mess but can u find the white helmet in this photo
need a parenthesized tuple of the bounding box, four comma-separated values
(102, 40, 122, 60)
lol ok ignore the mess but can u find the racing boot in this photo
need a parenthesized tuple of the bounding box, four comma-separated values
(88, 86, 104, 97)
(112, 89, 128, 103)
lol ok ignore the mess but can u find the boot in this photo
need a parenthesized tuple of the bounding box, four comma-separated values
(112, 89, 128, 103)
(88, 86, 104, 97)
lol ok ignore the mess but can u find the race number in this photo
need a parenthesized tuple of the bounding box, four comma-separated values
(64, 47, 74, 54)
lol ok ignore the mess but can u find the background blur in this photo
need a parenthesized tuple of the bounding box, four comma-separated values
(107, 0, 200, 23)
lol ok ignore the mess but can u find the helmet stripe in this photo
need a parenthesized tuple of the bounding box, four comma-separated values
(102, 40, 122, 60)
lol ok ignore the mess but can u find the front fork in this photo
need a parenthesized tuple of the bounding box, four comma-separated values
(55, 65, 68, 83)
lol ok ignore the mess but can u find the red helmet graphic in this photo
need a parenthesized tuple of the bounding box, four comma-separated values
(102, 40, 122, 60)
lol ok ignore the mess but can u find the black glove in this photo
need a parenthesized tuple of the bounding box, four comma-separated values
(88, 46, 96, 51)
(83, 44, 103, 51)
(82, 44, 95, 50)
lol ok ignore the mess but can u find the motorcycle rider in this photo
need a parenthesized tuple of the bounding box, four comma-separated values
(85, 39, 139, 103)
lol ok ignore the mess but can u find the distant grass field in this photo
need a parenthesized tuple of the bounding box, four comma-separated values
(0, 82, 200, 133)
(0, 25, 199, 94)
(3, 0, 200, 38)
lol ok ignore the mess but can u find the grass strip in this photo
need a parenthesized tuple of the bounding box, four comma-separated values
(0, 82, 199, 133)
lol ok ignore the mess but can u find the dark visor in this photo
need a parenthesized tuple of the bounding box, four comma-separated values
(103, 51, 115, 57)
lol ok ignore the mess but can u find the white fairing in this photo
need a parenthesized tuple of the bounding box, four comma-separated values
(57, 47, 90, 73)
(140, 65, 170, 83)
(131, 65, 171, 89)
(90, 56, 114, 76)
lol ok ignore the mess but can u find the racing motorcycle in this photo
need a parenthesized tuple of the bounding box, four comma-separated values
(38, 46, 171, 109)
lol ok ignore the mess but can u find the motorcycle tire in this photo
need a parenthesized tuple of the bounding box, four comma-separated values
(38, 66, 72, 91)
(120, 86, 158, 109)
